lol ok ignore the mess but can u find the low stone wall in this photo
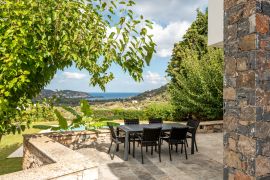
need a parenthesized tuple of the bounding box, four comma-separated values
(197, 121, 223, 133)
(23, 136, 55, 169)
(0, 133, 99, 180)
(45, 129, 110, 150)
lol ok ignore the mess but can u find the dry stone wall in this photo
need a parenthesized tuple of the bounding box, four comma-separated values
(224, 0, 270, 179)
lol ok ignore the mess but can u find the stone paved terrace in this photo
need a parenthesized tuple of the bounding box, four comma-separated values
(77, 133, 223, 180)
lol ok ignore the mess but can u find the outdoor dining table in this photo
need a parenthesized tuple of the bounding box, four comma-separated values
(117, 123, 195, 161)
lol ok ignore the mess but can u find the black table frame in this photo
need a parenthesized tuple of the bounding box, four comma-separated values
(117, 123, 195, 161)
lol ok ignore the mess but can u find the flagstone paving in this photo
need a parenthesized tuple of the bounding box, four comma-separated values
(77, 133, 223, 180)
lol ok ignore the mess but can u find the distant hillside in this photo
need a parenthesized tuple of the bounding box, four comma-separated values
(38, 89, 90, 99)
(91, 85, 169, 109)
(35, 85, 169, 107)
(131, 85, 168, 101)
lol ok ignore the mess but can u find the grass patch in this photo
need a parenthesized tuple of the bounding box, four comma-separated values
(0, 121, 57, 175)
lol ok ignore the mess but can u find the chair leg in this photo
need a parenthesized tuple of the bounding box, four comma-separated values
(176, 144, 178, 153)
(141, 144, 144, 164)
(185, 139, 189, 147)
(108, 140, 113, 154)
(151, 146, 153, 155)
(133, 140, 135, 158)
(129, 141, 131, 154)
(195, 139, 198, 152)
(181, 144, 183, 154)
(184, 142, 188, 160)
(168, 143, 172, 161)
(110, 143, 117, 160)
(146, 145, 148, 152)
(158, 141, 161, 162)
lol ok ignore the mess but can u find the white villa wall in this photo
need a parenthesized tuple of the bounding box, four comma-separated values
(208, 0, 224, 48)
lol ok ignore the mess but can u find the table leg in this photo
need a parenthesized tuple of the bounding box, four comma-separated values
(116, 127, 119, 151)
(191, 132, 195, 154)
(124, 131, 129, 161)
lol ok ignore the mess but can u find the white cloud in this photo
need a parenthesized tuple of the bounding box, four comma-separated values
(130, 0, 207, 58)
(63, 72, 87, 80)
(144, 71, 167, 85)
(133, 0, 207, 24)
(148, 21, 190, 57)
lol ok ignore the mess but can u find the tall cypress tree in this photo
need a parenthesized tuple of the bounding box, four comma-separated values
(167, 10, 223, 120)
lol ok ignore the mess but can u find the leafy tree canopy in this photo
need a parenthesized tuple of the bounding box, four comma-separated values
(0, 0, 156, 138)
(167, 10, 223, 120)
(167, 9, 208, 79)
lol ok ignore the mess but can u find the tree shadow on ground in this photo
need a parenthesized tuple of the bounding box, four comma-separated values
(32, 125, 52, 130)
(0, 143, 22, 175)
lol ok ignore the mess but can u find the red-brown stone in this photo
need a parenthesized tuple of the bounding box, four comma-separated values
(256, 14, 270, 34)
(239, 34, 257, 51)
(234, 171, 254, 180)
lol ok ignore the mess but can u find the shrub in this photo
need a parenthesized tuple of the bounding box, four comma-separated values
(144, 103, 175, 121)
(93, 109, 146, 121)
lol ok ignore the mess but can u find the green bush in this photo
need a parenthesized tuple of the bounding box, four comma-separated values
(144, 103, 175, 121)
(93, 109, 146, 121)
(92, 103, 175, 122)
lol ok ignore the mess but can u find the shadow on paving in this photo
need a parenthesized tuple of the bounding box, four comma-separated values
(76, 133, 223, 180)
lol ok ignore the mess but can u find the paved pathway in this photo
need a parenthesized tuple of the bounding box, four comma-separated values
(77, 133, 223, 180)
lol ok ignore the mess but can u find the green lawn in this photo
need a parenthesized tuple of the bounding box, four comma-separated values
(0, 122, 57, 175)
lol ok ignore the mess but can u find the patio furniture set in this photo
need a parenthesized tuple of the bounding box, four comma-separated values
(107, 118, 200, 164)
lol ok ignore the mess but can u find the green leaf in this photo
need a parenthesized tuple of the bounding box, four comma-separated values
(54, 109, 68, 130)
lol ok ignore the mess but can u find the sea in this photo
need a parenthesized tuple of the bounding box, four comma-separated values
(88, 92, 139, 100)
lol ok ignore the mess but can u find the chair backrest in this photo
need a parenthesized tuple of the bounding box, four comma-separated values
(148, 117, 163, 124)
(142, 127, 162, 142)
(107, 122, 116, 139)
(124, 118, 139, 125)
(169, 127, 189, 141)
(186, 119, 200, 132)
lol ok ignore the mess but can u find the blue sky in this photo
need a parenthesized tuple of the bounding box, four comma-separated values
(46, 0, 208, 92)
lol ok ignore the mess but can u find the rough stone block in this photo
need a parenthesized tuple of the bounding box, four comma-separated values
(239, 34, 257, 51)
(234, 171, 255, 180)
(224, 150, 242, 169)
(236, 71, 255, 89)
(237, 57, 248, 71)
(225, 57, 237, 76)
(224, 114, 238, 132)
(256, 14, 269, 34)
(224, 87, 236, 100)
(262, 1, 270, 16)
(261, 141, 270, 157)
(228, 137, 237, 151)
(238, 135, 256, 157)
(240, 106, 256, 121)
(255, 122, 270, 139)
(256, 155, 270, 177)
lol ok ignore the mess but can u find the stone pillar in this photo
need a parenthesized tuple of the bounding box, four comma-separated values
(224, 0, 270, 179)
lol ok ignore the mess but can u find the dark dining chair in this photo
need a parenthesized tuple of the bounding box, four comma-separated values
(136, 127, 162, 164)
(161, 127, 189, 161)
(186, 119, 200, 152)
(124, 118, 139, 154)
(107, 123, 125, 160)
(148, 117, 163, 124)
(149, 117, 164, 147)
(124, 118, 139, 125)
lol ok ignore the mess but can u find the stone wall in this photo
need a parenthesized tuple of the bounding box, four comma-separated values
(197, 121, 223, 133)
(23, 136, 55, 169)
(45, 129, 110, 150)
(0, 133, 99, 180)
(224, 0, 270, 179)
